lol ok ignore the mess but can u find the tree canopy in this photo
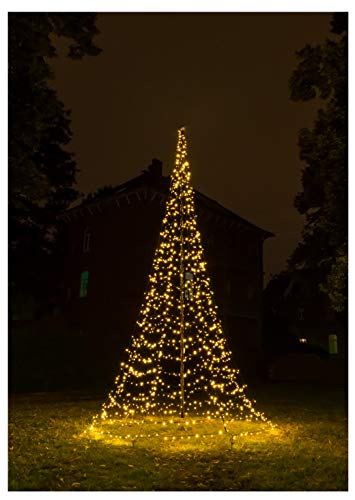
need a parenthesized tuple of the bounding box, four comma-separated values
(9, 14, 101, 299)
(288, 13, 347, 313)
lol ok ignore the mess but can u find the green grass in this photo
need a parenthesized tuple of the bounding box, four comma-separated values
(8, 383, 347, 491)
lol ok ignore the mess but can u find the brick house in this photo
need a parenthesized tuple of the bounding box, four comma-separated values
(51, 160, 274, 389)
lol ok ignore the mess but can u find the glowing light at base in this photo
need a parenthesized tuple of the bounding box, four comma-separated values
(90, 127, 275, 441)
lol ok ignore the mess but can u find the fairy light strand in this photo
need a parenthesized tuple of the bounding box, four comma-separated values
(91, 127, 274, 440)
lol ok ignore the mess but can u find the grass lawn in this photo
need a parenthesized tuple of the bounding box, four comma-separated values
(8, 382, 347, 491)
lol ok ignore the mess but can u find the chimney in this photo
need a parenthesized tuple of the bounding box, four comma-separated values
(142, 158, 163, 180)
(148, 158, 162, 177)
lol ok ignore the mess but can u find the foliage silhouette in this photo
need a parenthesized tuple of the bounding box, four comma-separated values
(288, 13, 347, 313)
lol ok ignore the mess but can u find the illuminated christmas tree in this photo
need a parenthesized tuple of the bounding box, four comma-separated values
(94, 127, 272, 437)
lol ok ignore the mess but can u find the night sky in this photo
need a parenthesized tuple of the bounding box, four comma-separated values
(50, 13, 332, 283)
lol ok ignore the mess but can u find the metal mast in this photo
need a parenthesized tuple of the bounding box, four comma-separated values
(178, 127, 186, 418)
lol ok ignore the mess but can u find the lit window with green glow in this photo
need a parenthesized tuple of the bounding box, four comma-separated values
(79, 271, 89, 297)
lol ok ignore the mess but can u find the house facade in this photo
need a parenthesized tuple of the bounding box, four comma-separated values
(53, 161, 274, 389)
(263, 270, 346, 383)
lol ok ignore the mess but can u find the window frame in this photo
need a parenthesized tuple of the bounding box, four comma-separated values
(79, 270, 89, 298)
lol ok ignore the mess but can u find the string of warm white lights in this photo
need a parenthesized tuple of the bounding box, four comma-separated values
(90, 127, 274, 440)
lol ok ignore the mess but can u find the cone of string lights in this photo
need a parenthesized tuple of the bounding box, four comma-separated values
(90, 128, 274, 443)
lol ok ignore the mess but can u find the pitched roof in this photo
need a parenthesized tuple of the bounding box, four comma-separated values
(59, 160, 275, 240)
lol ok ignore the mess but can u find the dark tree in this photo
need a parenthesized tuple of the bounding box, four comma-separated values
(288, 13, 347, 313)
(9, 14, 101, 308)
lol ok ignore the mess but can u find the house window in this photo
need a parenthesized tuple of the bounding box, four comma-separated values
(183, 272, 194, 300)
(329, 334, 338, 355)
(79, 271, 89, 298)
(297, 307, 304, 321)
(83, 227, 91, 253)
